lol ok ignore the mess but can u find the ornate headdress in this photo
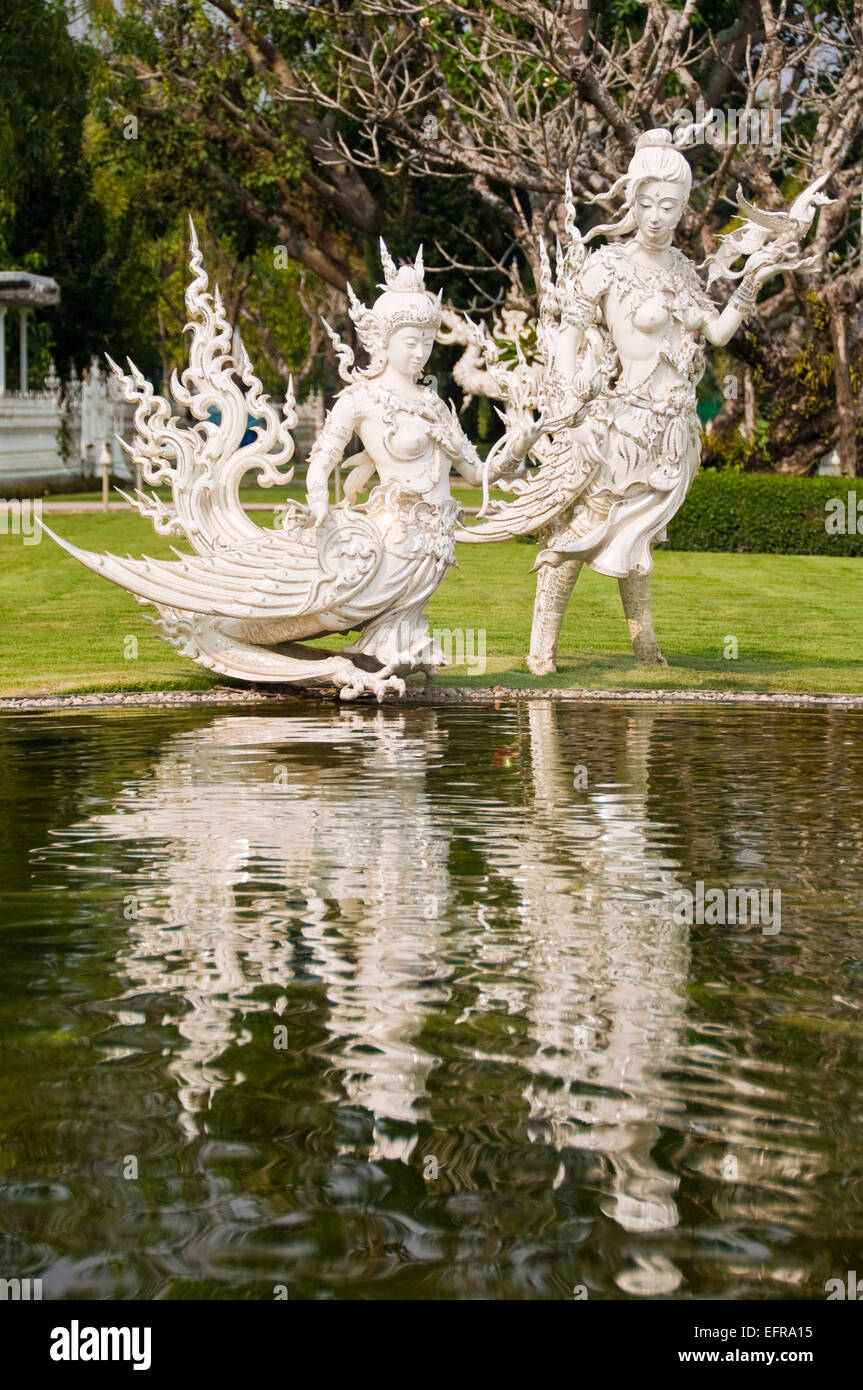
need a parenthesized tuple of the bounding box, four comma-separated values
(323, 239, 443, 382)
(347, 240, 442, 353)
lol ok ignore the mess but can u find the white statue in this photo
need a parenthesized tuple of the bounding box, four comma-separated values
(436, 303, 537, 412)
(41, 224, 540, 700)
(79, 356, 111, 465)
(459, 123, 826, 673)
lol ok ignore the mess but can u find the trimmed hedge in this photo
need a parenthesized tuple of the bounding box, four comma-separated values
(665, 472, 863, 556)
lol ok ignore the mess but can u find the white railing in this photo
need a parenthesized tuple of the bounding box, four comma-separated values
(0, 354, 326, 492)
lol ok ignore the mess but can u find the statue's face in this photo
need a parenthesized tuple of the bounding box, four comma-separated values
(633, 179, 686, 249)
(386, 324, 437, 380)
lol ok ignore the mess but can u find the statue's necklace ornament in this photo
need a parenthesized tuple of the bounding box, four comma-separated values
(366, 382, 447, 488)
(40, 227, 533, 700)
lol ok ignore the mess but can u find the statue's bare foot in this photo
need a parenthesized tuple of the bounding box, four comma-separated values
(371, 674, 406, 702)
(339, 673, 405, 702)
(334, 660, 405, 702)
(526, 654, 557, 676)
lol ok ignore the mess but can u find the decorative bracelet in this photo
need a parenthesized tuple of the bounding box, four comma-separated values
(729, 275, 760, 321)
(487, 437, 523, 480)
(307, 441, 343, 468)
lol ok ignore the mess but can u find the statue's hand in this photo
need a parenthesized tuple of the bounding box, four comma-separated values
(507, 407, 548, 463)
(743, 244, 793, 288)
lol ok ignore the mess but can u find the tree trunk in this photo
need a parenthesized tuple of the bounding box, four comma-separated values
(742, 366, 756, 442)
(827, 285, 858, 476)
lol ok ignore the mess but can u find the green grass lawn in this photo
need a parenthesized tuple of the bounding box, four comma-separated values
(1, 508, 861, 696)
(38, 480, 480, 506)
(38, 484, 310, 507)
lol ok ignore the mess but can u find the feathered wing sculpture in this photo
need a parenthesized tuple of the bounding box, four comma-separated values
(457, 174, 606, 544)
(39, 220, 409, 700)
(701, 173, 831, 287)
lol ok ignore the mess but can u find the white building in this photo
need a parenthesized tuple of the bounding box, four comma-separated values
(0, 269, 325, 494)
(0, 271, 69, 491)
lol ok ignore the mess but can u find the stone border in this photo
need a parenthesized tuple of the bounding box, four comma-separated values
(2, 684, 863, 713)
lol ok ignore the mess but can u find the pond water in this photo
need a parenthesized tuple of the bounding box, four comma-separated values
(1, 700, 862, 1300)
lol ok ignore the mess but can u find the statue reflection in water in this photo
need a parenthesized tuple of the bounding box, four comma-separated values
(43, 704, 692, 1245)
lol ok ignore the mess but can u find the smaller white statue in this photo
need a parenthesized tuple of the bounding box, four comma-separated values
(41, 225, 540, 699)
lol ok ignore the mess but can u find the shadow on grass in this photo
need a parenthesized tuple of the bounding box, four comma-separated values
(443, 646, 863, 692)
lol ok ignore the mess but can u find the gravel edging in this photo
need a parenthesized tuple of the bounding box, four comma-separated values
(2, 684, 863, 713)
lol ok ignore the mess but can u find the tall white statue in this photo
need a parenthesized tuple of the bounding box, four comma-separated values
(458, 123, 827, 673)
(41, 225, 539, 700)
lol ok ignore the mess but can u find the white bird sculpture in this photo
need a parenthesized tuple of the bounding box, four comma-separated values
(702, 172, 832, 287)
